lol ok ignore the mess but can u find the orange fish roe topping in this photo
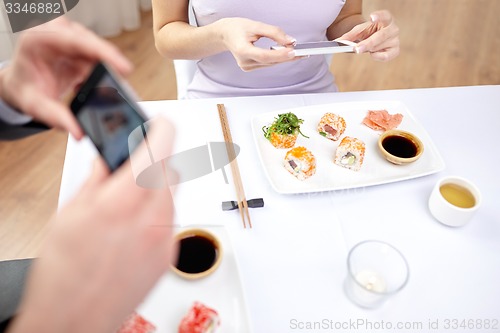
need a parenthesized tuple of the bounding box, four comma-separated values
(270, 132, 298, 149)
(339, 136, 365, 152)
(288, 146, 310, 159)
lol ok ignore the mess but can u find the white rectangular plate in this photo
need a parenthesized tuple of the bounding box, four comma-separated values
(251, 101, 445, 194)
(138, 226, 252, 332)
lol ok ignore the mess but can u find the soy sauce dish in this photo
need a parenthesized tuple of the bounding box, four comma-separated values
(172, 228, 223, 280)
(378, 129, 424, 165)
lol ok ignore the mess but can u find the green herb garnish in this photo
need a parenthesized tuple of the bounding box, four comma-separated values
(262, 112, 309, 140)
(319, 131, 327, 137)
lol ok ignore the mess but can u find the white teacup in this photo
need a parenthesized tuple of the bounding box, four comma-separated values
(428, 176, 482, 227)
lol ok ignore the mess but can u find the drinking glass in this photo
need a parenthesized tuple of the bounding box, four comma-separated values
(344, 240, 409, 308)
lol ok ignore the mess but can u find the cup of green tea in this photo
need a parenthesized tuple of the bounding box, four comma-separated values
(428, 176, 482, 227)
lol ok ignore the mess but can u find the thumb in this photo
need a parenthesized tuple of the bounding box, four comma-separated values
(25, 90, 84, 140)
(79, 158, 110, 193)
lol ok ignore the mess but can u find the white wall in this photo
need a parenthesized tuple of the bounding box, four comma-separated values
(0, 8, 14, 61)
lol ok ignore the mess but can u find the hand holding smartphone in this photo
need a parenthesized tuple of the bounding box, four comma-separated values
(70, 62, 148, 172)
(271, 39, 356, 56)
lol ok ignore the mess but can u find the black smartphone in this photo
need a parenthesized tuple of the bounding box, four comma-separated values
(70, 62, 148, 172)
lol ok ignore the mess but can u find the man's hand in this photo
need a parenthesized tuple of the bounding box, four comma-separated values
(8, 118, 177, 333)
(0, 18, 132, 139)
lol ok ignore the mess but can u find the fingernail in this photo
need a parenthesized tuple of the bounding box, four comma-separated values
(355, 45, 366, 54)
(286, 35, 297, 45)
(370, 14, 378, 22)
(288, 51, 296, 58)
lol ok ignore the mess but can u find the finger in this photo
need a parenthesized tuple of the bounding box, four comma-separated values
(135, 177, 176, 265)
(368, 36, 400, 54)
(32, 22, 133, 77)
(243, 47, 295, 67)
(337, 22, 372, 43)
(22, 19, 133, 76)
(130, 117, 177, 189)
(100, 117, 176, 214)
(80, 158, 110, 193)
(252, 22, 296, 46)
(139, 183, 175, 228)
(66, 22, 134, 76)
(355, 24, 399, 54)
(23, 89, 84, 139)
(99, 157, 152, 218)
(370, 10, 394, 27)
(370, 45, 400, 62)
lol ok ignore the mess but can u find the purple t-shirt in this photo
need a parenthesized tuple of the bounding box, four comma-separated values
(187, 0, 347, 98)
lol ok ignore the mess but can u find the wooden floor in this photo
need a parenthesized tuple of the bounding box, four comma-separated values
(1, 0, 499, 260)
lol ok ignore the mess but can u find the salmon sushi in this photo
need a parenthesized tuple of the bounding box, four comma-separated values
(334, 136, 365, 171)
(283, 146, 316, 180)
(317, 113, 346, 141)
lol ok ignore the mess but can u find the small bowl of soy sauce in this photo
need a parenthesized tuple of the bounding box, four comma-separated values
(172, 228, 223, 280)
(378, 129, 424, 165)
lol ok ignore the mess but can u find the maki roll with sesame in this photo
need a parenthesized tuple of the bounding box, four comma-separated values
(283, 146, 316, 180)
(262, 112, 308, 149)
(334, 136, 365, 171)
(317, 113, 346, 141)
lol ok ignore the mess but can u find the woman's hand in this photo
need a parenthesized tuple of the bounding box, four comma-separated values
(338, 10, 400, 62)
(217, 17, 298, 71)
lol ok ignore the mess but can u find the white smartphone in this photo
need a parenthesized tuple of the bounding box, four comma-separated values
(271, 40, 356, 56)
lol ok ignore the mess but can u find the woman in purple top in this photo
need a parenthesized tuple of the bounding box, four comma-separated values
(152, 0, 399, 99)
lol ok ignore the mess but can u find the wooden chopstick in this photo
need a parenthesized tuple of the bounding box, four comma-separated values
(217, 104, 252, 228)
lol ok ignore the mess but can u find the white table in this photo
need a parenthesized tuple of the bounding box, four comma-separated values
(59, 86, 500, 333)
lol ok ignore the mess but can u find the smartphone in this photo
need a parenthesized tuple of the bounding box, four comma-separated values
(271, 40, 356, 56)
(70, 62, 148, 172)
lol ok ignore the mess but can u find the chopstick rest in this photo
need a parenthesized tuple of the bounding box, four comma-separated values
(222, 198, 265, 211)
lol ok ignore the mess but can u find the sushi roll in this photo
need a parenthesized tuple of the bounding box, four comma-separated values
(268, 131, 298, 149)
(317, 113, 346, 141)
(178, 302, 220, 333)
(283, 146, 316, 180)
(117, 312, 156, 333)
(334, 136, 365, 171)
(262, 112, 308, 149)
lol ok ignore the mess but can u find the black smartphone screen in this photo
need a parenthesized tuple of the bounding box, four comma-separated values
(70, 63, 147, 172)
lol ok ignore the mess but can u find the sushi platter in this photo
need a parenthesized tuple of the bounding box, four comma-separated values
(251, 100, 445, 194)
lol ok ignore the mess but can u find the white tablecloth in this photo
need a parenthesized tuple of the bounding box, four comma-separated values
(59, 85, 500, 333)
